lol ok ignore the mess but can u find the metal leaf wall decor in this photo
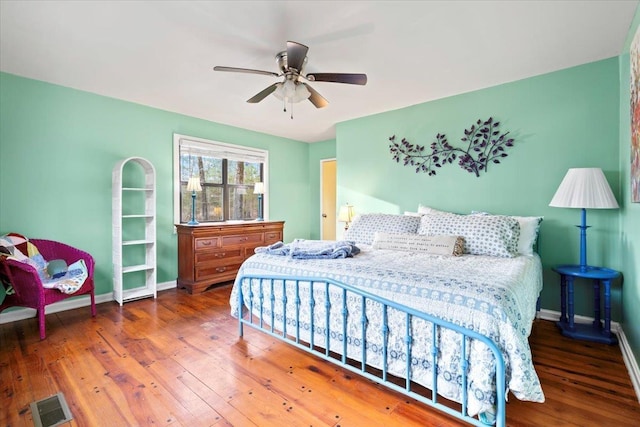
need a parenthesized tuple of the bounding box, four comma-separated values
(389, 117, 515, 177)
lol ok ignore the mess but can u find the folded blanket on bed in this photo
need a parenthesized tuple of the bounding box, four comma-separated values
(255, 241, 290, 256)
(255, 239, 360, 259)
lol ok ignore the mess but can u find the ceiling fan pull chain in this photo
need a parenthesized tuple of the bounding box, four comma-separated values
(290, 100, 294, 119)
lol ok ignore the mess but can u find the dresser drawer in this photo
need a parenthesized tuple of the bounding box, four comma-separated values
(195, 248, 244, 266)
(195, 263, 242, 281)
(264, 230, 282, 244)
(195, 237, 220, 250)
(222, 233, 263, 247)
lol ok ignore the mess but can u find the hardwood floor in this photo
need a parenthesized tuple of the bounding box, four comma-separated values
(1, 284, 639, 426)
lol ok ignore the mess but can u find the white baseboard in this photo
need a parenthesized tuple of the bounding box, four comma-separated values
(0, 280, 177, 324)
(537, 308, 640, 403)
(537, 308, 621, 331)
(617, 322, 640, 403)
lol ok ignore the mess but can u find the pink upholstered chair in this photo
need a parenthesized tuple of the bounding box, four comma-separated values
(0, 239, 96, 339)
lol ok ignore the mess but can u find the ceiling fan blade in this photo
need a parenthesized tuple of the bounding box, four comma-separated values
(287, 41, 309, 72)
(247, 83, 279, 103)
(302, 83, 328, 109)
(214, 66, 279, 77)
(306, 73, 367, 85)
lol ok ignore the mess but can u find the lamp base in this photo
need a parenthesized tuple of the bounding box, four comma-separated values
(256, 194, 263, 221)
(189, 191, 198, 225)
(576, 208, 590, 272)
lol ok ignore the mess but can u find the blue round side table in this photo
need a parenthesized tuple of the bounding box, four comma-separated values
(553, 265, 620, 345)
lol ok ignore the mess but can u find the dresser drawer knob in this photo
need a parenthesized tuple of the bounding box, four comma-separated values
(215, 267, 226, 273)
(214, 252, 226, 258)
(201, 241, 212, 246)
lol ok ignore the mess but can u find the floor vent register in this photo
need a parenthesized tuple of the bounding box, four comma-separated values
(30, 392, 73, 427)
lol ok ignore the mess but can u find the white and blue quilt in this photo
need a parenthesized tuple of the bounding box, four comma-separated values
(230, 245, 545, 416)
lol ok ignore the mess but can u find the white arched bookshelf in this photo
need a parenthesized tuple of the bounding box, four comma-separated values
(112, 157, 157, 305)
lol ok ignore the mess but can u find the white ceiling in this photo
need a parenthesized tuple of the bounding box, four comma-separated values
(1, 1, 637, 143)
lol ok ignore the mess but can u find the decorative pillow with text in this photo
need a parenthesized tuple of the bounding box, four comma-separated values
(372, 232, 464, 256)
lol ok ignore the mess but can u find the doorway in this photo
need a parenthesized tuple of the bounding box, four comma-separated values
(320, 159, 337, 240)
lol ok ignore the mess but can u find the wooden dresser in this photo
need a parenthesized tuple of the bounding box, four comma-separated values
(176, 221, 284, 294)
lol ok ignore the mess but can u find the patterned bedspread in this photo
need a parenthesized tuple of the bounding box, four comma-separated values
(230, 245, 545, 416)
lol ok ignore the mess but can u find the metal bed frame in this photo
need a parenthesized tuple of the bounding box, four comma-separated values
(236, 274, 506, 426)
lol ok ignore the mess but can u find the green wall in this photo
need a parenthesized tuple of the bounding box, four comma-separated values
(0, 72, 311, 296)
(620, 7, 640, 369)
(308, 139, 337, 240)
(336, 58, 623, 320)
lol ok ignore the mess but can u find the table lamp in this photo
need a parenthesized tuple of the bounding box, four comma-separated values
(338, 204, 356, 230)
(186, 177, 202, 225)
(254, 182, 264, 221)
(549, 168, 619, 271)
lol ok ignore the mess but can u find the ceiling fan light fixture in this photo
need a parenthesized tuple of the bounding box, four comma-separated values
(274, 80, 310, 103)
(292, 83, 311, 103)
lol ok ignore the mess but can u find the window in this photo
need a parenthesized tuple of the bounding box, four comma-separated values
(173, 134, 268, 224)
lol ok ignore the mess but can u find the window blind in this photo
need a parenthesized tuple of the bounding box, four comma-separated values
(179, 137, 267, 163)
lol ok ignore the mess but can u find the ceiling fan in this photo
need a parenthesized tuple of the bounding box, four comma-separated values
(214, 41, 367, 117)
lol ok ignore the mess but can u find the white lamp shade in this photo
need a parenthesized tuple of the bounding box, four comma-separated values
(549, 168, 619, 209)
(253, 182, 264, 194)
(186, 177, 202, 192)
(338, 204, 355, 222)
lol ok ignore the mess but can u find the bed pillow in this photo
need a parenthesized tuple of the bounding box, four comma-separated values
(511, 216, 542, 255)
(344, 213, 421, 245)
(417, 213, 520, 257)
(471, 212, 543, 256)
(372, 232, 464, 256)
(417, 204, 448, 215)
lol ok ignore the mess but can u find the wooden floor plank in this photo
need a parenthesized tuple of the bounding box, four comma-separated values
(125, 337, 227, 423)
(2, 343, 36, 425)
(1, 285, 639, 427)
(177, 370, 256, 427)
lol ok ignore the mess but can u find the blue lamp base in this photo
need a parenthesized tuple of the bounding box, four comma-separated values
(576, 208, 590, 271)
(188, 191, 199, 225)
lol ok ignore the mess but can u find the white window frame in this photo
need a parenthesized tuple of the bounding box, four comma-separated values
(173, 133, 269, 225)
